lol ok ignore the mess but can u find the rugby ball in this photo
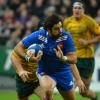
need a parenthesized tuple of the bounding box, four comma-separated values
(27, 44, 43, 56)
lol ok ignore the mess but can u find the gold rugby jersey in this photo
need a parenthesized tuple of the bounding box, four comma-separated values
(12, 50, 38, 82)
(63, 15, 100, 58)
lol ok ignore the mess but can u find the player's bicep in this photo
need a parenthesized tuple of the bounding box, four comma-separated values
(87, 17, 100, 35)
(14, 41, 26, 58)
(64, 33, 76, 54)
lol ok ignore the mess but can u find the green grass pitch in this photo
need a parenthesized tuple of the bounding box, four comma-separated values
(0, 90, 100, 100)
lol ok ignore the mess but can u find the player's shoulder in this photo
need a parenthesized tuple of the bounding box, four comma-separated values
(31, 28, 47, 36)
(62, 29, 71, 37)
(84, 14, 95, 22)
(64, 16, 73, 21)
(64, 16, 74, 23)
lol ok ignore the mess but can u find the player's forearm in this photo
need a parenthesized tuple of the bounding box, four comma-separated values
(71, 64, 81, 81)
(11, 54, 24, 74)
(62, 53, 77, 64)
(87, 35, 100, 45)
(14, 42, 26, 59)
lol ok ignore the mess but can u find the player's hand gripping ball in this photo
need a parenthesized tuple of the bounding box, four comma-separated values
(25, 44, 43, 62)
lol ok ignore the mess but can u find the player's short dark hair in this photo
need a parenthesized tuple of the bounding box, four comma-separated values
(43, 14, 62, 30)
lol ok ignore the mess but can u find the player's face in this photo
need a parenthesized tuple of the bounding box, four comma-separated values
(49, 21, 62, 38)
(73, 5, 84, 19)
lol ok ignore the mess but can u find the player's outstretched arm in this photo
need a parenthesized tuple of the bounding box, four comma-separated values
(78, 34, 100, 46)
(71, 64, 86, 93)
(11, 53, 32, 82)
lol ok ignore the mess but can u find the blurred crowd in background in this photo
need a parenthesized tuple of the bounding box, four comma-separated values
(0, 0, 100, 48)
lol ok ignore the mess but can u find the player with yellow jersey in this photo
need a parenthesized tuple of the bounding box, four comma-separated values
(63, 1, 100, 100)
(11, 42, 45, 100)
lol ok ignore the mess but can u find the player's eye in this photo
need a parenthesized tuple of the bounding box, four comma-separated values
(74, 7, 82, 9)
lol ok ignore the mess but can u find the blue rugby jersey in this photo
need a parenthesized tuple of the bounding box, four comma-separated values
(22, 29, 75, 74)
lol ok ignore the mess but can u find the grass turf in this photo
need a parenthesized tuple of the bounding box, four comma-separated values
(0, 90, 100, 100)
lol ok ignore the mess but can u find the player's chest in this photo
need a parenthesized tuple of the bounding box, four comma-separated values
(67, 21, 87, 34)
(43, 38, 64, 53)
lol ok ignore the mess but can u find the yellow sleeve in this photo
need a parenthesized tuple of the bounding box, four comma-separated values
(86, 16, 100, 35)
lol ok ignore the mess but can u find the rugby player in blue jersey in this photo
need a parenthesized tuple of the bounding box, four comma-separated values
(19, 14, 86, 100)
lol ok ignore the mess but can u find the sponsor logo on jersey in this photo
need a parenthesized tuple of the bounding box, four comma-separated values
(56, 36, 68, 42)
(38, 35, 47, 43)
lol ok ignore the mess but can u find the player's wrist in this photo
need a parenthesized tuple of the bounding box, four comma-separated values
(16, 67, 24, 75)
(62, 56, 68, 62)
(62, 56, 77, 64)
(76, 78, 82, 82)
(62, 56, 68, 61)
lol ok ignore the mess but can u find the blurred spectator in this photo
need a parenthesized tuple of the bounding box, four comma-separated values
(16, 3, 31, 39)
(44, 6, 56, 17)
(95, 9, 100, 25)
(0, 9, 16, 45)
(25, 21, 33, 36)
(17, 3, 30, 24)
(47, 0, 61, 14)
(30, 15, 40, 30)
(62, 0, 73, 16)
(0, 0, 8, 18)
(59, 6, 68, 20)
(25, 15, 40, 36)
(47, 0, 61, 7)
(26, 0, 33, 7)
(6, 21, 22, 48)
(6, 15, 40, 48)
(88, 0, 100, 17)
(8, 0, 21, 12)
(0, 0, 100, 48)
(38, 6, 56, 28)
(28, 0, 46, 18)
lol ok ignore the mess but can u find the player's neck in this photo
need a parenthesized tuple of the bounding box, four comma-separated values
(48, 32, 61, 40)
(74, 15, 84, 21)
